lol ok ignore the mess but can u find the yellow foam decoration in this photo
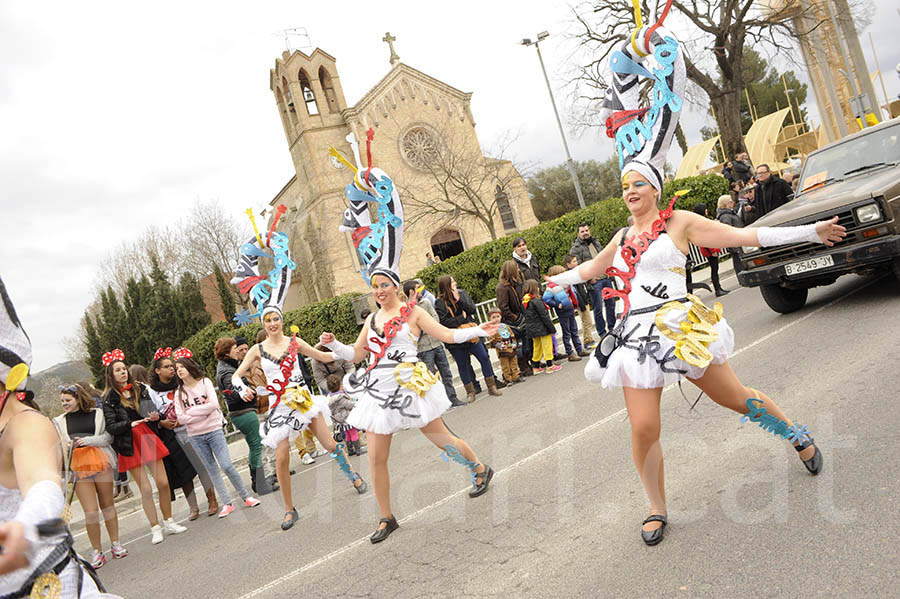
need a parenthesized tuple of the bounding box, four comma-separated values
(674, 188, 691, 197)
(244, 208, 264, 249)
(290, 325, 300, 334)
(654, 294, 722, 368)
(284, 388, 314, 414)
(30, 572, 61, 599)
(393, 362, 439, 398)
(5, 363, 28, 392)
(631, 0, 643, 28)
(328, 146, 357, 171)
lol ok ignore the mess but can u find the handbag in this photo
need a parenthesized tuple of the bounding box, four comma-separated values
(447, 301, 479, 344)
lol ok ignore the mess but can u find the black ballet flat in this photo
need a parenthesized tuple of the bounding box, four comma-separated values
(641, 514, 667, 546)
(370, 516, 399, 544)
(354, 474, 368, 494)
(795, 437, 823, 475)
(281, 508, 299, 531)
(468, 464, 494, 498)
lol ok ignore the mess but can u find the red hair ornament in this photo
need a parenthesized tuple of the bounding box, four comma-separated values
(154, 347, 173, 361)
(101, 349, 125, 367)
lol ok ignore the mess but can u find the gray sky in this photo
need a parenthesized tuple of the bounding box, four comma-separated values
(2, 1, 897, 372)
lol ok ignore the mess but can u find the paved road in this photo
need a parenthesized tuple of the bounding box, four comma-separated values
(85, 272, 900, 598)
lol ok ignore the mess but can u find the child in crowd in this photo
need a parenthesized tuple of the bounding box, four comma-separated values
(564, 254, 595, 350)
(486, 308, 522, 384)
(326, 374, 366, 456)
(521, 279, 561, 373)
(544, 265, 590, 361)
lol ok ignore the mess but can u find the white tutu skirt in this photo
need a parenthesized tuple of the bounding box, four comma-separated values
(260, 388, 330, 449)
(344, 362, 451, 435)
(584, 308, 735, 389)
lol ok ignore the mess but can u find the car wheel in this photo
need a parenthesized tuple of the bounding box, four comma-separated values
(759, 284, 808, 314)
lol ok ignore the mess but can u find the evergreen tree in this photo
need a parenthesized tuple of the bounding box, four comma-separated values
(175, 272, 211, 342)
(82, 314, 104, 386)
(146, 254, 180, 350)
(213, 264, 237, 327)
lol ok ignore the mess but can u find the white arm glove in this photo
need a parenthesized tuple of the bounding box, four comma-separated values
(452, 326, 489, 344)
(230, 374, 249, 397)
(548, 267, 587, 287)
(324, 339, 356, 362)
(756, 223, 821, 247)
(14, 479, 65, 559)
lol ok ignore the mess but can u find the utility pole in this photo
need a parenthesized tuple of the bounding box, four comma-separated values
(521, 32, 586, 210)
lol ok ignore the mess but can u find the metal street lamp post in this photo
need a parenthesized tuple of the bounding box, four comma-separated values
(521, 31, 586, 210)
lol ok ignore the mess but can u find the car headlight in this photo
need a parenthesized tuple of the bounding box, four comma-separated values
(855, 204, 881, 223)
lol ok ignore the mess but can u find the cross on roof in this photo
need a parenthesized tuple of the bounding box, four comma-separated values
(382, 32, 400, 67)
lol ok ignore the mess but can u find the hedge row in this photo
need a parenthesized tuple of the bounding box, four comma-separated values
(181, 174, 728, 377)
(414, 174, 730, 302)
(182, 293, 362, 380)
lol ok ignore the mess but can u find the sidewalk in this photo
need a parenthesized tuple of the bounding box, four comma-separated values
(68, 258, 737, 529)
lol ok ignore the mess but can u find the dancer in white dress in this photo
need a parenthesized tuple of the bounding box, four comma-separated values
(0, 275, 120, 598)
(321, 274, 499, 543)
(547, 15, 845, 545)
(322, 129, 499, 543)
(231, 307, 367, 531)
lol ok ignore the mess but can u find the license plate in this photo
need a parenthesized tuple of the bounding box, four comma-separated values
(784, 255, 834, 276)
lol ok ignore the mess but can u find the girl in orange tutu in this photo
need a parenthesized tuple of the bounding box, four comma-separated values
(54, 383, 126, 569)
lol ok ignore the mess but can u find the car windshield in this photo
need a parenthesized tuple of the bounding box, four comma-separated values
(799, 124, 900, 192)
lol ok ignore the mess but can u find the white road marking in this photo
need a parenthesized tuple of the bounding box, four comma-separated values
(235, 277, 879, 598)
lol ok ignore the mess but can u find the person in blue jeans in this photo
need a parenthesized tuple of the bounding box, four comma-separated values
(434, 275, 503, 404)
(570, 223, 617, 335)
(403, 280, 466, 407)
(543, 265, 591, 360)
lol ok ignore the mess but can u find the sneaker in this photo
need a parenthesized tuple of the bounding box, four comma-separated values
(110, 542, 128, 559)
(162, 518, 187, 535)
(577, 350, 591, 357)
(533, 367, 545, 374)
(218, 503, 236, 518)
(567, 354, 582, 362)
(243, 497, 261, 508)
(301, 453, 316, 465)
(584, 342, 596, 350)
(547, 364, 563, 373)
(150, 525, 164, 545)
(89, 549, 106, 569)
(311, 448, 328, 459)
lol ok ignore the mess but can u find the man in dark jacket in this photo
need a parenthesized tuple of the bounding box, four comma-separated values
(732, 152, 754, 184)
(754, 164, 793, 217)
(512, 237, 540, 282)
(569, 223, 616, 336)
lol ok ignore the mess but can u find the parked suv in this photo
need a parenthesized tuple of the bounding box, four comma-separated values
(737, 118, 900, 313)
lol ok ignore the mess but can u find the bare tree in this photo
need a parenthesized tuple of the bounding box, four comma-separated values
(394, 121, 528, 241)
(567, 0, 854, 159)
(181, 200, 244, 277)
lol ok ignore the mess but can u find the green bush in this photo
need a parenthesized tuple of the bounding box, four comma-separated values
(182, 293, 362, 379)
(415, 174, 729, 302)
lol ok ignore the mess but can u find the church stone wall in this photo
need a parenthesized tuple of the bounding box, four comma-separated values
(269, 49, 539, 308)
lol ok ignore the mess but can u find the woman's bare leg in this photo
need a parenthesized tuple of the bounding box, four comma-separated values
(623, 387, 666, 532)
(308, 416, 363, 489)
(149, 460, 173, 520)
(689, 361, 816, 460)
(74, 478, 102, 551)
(419, 417, 486, 478)
(367, 433, 393, 529)
(95, 472, 120, 544)
(275, 438, 293, 516)
(128, 466, 159, 527)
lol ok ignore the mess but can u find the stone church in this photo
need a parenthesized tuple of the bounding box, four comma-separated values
(267, 35, 538, 310)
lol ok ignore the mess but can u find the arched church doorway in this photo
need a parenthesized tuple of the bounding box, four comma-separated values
(430, 228, 464, 261)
